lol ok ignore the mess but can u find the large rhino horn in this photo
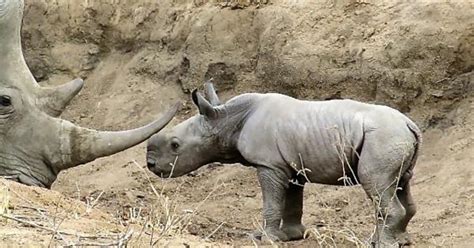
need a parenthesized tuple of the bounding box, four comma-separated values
(59, 102, 180, 168)
(0, 0, 83, 117)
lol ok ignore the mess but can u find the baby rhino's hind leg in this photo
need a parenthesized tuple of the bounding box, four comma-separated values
(396, 179, 417, 246)
(281, 183, 306, 240)
(363, 179, 405, 247)
(357, 136, 415, 247)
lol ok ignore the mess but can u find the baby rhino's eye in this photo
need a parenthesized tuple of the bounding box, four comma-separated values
(0, 95, 11, 107)
(170, 138, 181, 151)
(171, 141, 180, 150)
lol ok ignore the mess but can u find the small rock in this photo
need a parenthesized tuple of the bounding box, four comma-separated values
(88, 45, 100, 55)
(316, 220, 326, 227)
(430, 90, 444, 98)
(364, 27, 376, 39)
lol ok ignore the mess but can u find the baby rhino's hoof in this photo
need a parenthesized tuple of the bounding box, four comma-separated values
(397, 232, 413, 246)
(250, 229, 289, 242)
(371, 237, 400, 248)
(281, 224, 306, 240)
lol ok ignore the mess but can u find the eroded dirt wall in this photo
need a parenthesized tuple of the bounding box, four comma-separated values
(21, 0, 473, 129)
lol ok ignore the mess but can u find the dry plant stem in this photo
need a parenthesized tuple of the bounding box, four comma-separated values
(150, 210, 155, 246)
(309, 226, 367, 248)
(1, 181, 37, 207)
(63, 229, 134, 247)
(289, 154, 330, 209)
(17, 205, 47, 212)
(141, 159, 182, 237)
(297, 153, 312, 183)
(205, 221, 226, 240)
(0, 184, 133, 244)
(413, 175, 435, 185)
(75, 182, 81, 202)
(293, 129, 372, 246)
(158, 180, 189, 236)
(1, 213, 132, 239)
(48, 200, 69, 246)
(181, 181, 224, 231)
(1, 180, 135, 246)
(86, 191, 104, 213)
(252, 217, 275, 246)
(308, 227, 337, 247)
(135, 158, 223, 240)
(132, 160, 177, 239)
(1, 213, 54, 231)
(332, 129, 360, 186)
(131, 159, 188, 245)
(131, 160, 160, 197)
(1, 181, 70, 245)
(168, 155, 179, 179)
(2, 213, 85, 238)
(251, 238, 259, 248)
(135, 216, 149, 242)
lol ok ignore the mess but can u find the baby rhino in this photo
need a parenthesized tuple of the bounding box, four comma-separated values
(147, 82, 422, 247)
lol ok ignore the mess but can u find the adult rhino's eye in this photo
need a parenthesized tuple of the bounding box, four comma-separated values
(0, 95, 11, 107)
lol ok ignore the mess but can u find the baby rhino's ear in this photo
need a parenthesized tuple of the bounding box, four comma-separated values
(191, 89, 218, 119)
(204, 80, 221, 106)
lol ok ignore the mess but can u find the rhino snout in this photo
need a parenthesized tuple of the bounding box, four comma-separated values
(147, 158, 156, 169)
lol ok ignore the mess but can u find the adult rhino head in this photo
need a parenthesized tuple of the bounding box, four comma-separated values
(0, 0, 179, 188)
(0, 0, 83, 117)
(0, 85, 179, 188)
(147, 81, 244, 177)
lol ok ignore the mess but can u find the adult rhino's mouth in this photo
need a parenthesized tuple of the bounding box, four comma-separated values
(0, 154, 53, 187)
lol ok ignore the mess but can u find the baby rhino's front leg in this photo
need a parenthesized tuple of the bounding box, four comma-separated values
(252, 166, 290, 242)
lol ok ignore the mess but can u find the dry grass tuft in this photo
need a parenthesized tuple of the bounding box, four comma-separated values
(305, 226, 368, 248)
(128, 160, 224, 246)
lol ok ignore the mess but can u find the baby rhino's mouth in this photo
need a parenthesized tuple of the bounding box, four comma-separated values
(151, 168, 173, 178)
(146, 161, 175, 178)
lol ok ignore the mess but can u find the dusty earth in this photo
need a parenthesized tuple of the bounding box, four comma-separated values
(1, 0, 473, 247)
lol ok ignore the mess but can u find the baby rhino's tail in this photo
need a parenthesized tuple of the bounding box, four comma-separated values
(402, 117, 423, 185)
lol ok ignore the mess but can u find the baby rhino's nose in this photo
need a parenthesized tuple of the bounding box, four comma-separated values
(147, 159, 156, 169)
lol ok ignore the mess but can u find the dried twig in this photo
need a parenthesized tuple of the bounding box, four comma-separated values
(2, 212, 133, 246)
(1, 213, 130, 240)
(73, 229, 134, 247)
(414, 175, 435, 186)
(205, 221, 226, 240)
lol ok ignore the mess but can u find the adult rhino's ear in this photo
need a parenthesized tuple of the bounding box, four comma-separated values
(192, 89, 218, 119)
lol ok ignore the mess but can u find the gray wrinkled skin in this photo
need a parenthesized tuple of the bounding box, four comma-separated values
(147, 83, 422, 247)
(0, 0, 179, 188)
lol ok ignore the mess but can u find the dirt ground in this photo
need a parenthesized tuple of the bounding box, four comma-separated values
(1, 0, 473, 247)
